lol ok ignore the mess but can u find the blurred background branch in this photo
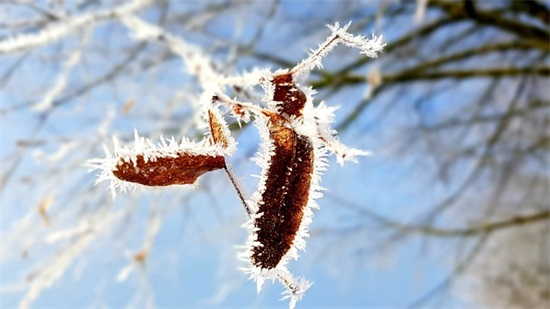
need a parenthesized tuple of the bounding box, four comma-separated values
(1, 0, 548, 308)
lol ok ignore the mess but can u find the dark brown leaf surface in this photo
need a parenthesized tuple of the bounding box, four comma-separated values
(252, 127, 314, 269)
(272, 73, 307, 118)
(113, 154, 225, 186)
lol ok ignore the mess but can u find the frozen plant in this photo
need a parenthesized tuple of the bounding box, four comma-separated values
(90, 20, 384, 309)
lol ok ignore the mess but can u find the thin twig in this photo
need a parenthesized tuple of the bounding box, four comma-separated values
(223, 165, 252, 217)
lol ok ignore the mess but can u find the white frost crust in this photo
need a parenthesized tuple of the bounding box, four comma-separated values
(261, 69, 282, 111)
(87, 130, 231, 198)
(246, 115, 275, 215)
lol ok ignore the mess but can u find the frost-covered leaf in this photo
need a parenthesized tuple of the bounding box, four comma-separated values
(112, 152, 225, 187)
(88, 130, 229, 197)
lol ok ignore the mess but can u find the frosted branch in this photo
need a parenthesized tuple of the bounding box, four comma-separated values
(277, 270, 312, 309)
(291, 22, 385, 76)
(0, 0, 154, 55)
(121, 15, 221, 90)
(32, 48, 82, 112)
(19, 209, 125, 309)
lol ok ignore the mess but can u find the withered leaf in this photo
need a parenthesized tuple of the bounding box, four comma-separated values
(208, 109, 229, 148)
(252, 126, 314, 269)
(113, 153, 225, 186)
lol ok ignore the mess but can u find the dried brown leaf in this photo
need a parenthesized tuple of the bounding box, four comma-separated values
(252, 126, 314, 269)
(113, 154, 225, 186)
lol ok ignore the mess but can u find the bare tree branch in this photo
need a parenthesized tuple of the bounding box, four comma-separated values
(0, 0, 153, 54)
